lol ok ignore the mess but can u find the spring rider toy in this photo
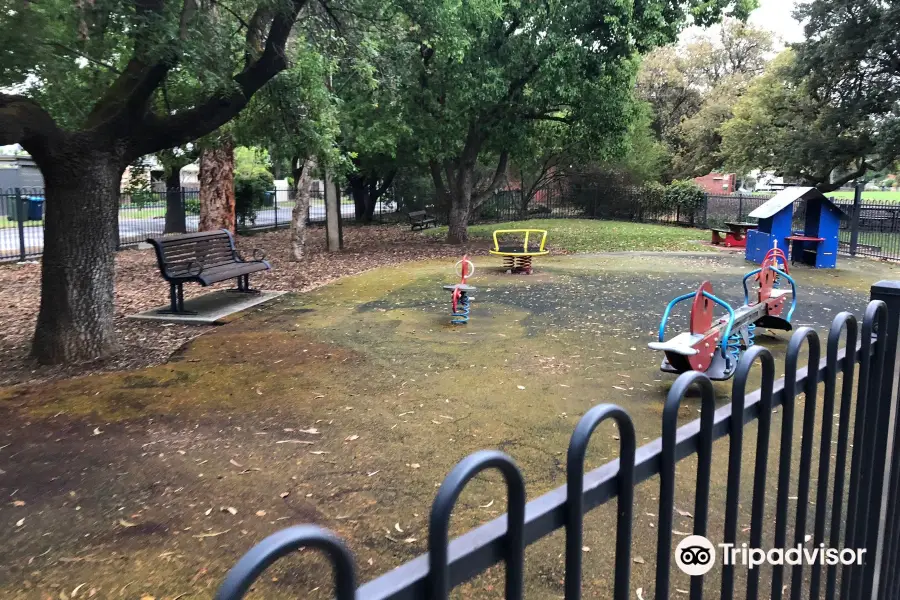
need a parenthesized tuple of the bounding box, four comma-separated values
(443, 256, 476, 325)
(648, 246, 796, 380)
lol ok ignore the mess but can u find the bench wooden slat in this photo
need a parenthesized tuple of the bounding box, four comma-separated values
(147, 229, 272, 313)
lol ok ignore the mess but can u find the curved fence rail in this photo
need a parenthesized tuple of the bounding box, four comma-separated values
(213, 282, 900, 600)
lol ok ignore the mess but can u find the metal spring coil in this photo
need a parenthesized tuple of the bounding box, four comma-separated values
(451, 293, 470, 325)
(726, 324, 756, 363)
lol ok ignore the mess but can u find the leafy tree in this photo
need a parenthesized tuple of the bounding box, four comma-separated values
(637, 19, 773, 180)
(238, 35, 339, 259)
(720, 50, 892, 191)
(0, 0, 309, 363)
(791, 0, 900, 185)
(395, 0, 757, 243)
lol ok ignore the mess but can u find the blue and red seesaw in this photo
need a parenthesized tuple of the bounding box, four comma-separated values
(648, 247, 797, 381)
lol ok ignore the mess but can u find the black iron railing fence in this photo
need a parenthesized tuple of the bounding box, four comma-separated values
(214, 282, 900, 600)
(4, 186, 900, 263)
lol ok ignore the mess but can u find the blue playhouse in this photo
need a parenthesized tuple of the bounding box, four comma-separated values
(745, 187, 844, 269)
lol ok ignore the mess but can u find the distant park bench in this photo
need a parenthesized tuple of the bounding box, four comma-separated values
(147, 230, 270, 314)
(408, 210, 436, 230)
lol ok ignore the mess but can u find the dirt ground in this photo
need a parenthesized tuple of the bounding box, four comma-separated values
(0, 226, 472, 387)
(1, 251, 898, 599)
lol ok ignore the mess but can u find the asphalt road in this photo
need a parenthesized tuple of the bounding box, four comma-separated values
(0, 202, 392, 260)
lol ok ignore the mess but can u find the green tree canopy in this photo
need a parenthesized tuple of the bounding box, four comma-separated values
(389, 0, 757, 242)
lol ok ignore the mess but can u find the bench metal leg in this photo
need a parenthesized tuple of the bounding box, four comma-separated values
(156, 283, 198, 315)
(227, 274, 261, 294)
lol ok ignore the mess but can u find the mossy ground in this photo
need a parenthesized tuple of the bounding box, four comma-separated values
(1, 251, 897, 599)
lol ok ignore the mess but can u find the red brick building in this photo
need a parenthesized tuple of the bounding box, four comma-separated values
(693, 172, 736, 195)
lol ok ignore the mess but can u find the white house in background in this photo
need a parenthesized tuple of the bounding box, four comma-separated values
(121, 155, 199, 191)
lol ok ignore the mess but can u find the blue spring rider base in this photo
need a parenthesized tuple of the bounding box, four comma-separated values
(442, 284, 476, 325)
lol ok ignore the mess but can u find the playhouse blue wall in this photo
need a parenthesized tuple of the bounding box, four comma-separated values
(746, 207, 794, 264)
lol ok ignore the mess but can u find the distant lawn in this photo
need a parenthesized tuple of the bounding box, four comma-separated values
(826, 190, 900, 202)
(426, 218, 712, 253)
(0, 216, 41, 229)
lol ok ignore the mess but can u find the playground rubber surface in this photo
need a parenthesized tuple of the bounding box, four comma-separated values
(1, 251, 897, 599)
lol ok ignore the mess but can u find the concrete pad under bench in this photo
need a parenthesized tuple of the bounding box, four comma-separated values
(128, 290, 288, 325)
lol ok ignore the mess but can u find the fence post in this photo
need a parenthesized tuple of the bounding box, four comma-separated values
(274, 189, 278, 230)
(867, 282, 900, 599)
(702, 194, 709, 228)
(850, 182, 863, 256)
(15, 188, 26, 262)
(737, 195, 744, 222)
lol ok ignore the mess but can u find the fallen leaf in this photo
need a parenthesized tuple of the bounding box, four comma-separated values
(15, 517, 24, 527)
(229, 459, 243, 468)
(256, 510, 267, 517)
(479, 500, 494, 509)
(279, 492, 290, 498)
(309, 451, 330, 455)
(193, 530, 230, 539)
(675, 507, 693, 518)
(517, 385, 525, 390)
(394, 523, 404, 533)
(12, 500, 24, 507)
(345, 434, 359, 442)
(410, 463, 421, 469)
(223, 506, 238, 516)
(92, 427, 102, 436)
(70, 583, 86, 598)
(633, 556, 645, 564)
(636, 587, 645, 600)
(582, 546, 590, 552)
(117, 519, 137, 528)
(298, 428, 320, 435)
(367, 471, 380, 477)
(256, 389, 263, 395)
(403, 537, 417, 543)
(276, 440, 315, 444)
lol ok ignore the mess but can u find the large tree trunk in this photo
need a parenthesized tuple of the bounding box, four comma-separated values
(290, 158, 313, 261)
(199, 139, 236, 232)
(348, 173, 369, 222)
(32, 154, 124, 364)
(163, 168, 186, 234)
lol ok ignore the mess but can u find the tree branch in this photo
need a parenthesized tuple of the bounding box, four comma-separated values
(815, 160, 872, 193)
(131, 0, 308, 158)
(473, 151, 510, 207)
(0, 95, 64, 160)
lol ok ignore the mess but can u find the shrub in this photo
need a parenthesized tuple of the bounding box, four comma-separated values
(234, 171, 274, 226)
(130, 190, 156, 210)
(184, 198, 201, 215)
(665, 179, 706, 213)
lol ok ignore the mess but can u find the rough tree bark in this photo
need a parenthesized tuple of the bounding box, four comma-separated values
(290, 157, 313, 260)
(348, 173, 370, 222)
(0, 0, 309, 364)
(348, 170, 396, 223)
(33, 149, 124, 364)
(164, 168, 186, 234)
(430, 141, 509, 244)
(199, 139, 236, 233)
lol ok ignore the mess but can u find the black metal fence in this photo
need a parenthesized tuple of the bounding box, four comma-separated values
(214, 282, 900, 599)
(6, 185, 900, 264)
(0, 187, 401, 262)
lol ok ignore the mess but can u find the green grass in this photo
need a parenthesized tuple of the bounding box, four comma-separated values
(826, 190, 900, 201)
(426, 218, 712, 253)
(0, 216, 42, 229)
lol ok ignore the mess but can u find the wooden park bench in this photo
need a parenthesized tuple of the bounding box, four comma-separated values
(147, 230, 270, 314)
(408, 210, 436, 230)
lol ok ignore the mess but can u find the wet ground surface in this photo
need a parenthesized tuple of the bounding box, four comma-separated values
(1, 251, 897, 599)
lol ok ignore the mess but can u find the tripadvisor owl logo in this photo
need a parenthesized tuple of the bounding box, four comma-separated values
(673, 534, 868, 576)
(676, 535, 717, 576)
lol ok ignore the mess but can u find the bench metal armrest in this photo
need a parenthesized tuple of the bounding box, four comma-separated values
(236, 248, 266, 262)
(168, 260, 203, 278)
